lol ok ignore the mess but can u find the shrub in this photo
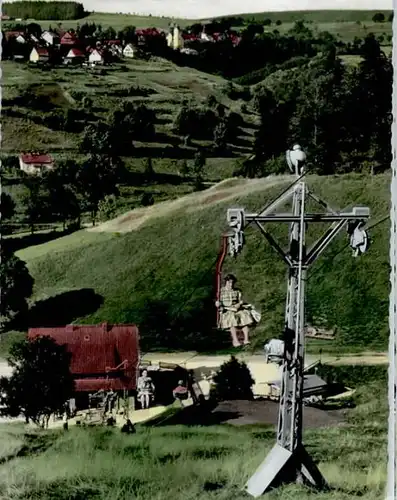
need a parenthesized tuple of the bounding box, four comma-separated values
(210, 356, 255, 401)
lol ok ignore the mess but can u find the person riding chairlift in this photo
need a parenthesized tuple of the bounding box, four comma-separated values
(215, 274, 261, 348)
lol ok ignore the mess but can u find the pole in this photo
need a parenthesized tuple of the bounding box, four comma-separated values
(386, 2, 397, 498)
(277, 174, 307, 453)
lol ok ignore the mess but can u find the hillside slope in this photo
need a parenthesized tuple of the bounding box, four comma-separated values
(16, 173, 390, 352)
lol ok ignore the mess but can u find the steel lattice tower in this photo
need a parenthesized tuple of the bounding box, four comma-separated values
(225, 148, 370, 497)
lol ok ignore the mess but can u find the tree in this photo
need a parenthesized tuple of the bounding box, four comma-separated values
(0, 336, 74, 428)
(180, 159, 190, 178)
(1, 192, 16, 221)
(213, 120, 229, 152)
(0, 244, 34, 327)
(192, 150, 206, 189)
(76, 154, 122, 225)
(110, 103, 156, 152)
(263, 18, 272, 26)
(45, 167, 81, 229)
(372, 13, 385, 23)
(98, 194, 118, 221)
(210, 356, 255, 401)
(141, 192, 154, 206)
(80, 121, 116, 156)
(20, 177, 51, 233)
(118, 25, 136, 44)
(144, 157, 155, 182)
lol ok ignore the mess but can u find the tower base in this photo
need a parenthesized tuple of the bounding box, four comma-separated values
(245, 443, 328, 498)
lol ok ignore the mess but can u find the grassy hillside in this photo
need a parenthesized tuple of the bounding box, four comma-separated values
(18, 12, 194, 31)
(2, 56, 255, 224)
(14, 10, 392, 42)
(218, 9, 392, 24)
(0, 372, 388, 499)
(9, 173, 390, 352)
(2, 58, 256, 155)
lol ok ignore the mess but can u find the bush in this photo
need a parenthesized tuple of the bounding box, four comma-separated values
(372, 13, 385, 23)
(141, 192, 154, 206)
(210, 356, 255, 401)
(98, 194, 118, 221)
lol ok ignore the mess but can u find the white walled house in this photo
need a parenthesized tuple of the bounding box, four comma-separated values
(19, 153, 54, 175)
(29, 47, 50, 64)
(15, 34, 26, 44)
(64, 48, 85, 65)
(41, 30, 60, 46)
(88, 49, 104, 65)
(123, 43, 135, 58)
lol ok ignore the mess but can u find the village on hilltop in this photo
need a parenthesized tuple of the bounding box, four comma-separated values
(2, 17, 243, 66)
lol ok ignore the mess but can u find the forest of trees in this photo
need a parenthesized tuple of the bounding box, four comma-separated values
(2, 1, 86, 20)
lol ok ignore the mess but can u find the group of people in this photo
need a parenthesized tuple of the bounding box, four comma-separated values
(137, 370, 190, 409)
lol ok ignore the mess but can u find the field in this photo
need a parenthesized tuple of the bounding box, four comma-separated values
(216, 9, 393, 24)
(0, 173, 388, 354)
(31, 11, 195, 31)
(11, 9, 393, 42)
(0, 370, 388, 500)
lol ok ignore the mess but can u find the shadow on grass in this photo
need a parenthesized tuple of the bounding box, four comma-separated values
(143, 401, 241, 428)
(15, 288, 104, 329)
(0, 431, 59, 466)
(120, 169, 184, 186)
(131, 146, 238, 160)
(3, 229, 75, 253)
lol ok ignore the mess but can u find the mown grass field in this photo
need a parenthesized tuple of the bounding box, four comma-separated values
(0, 374, 388, 499)
(1, 173, 389, 354)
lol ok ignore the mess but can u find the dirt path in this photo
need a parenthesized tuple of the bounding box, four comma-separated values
(88, 176, 294, 233)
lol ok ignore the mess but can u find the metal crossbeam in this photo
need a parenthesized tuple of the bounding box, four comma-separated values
(245, 212, 369, 223)
(224, 147, 370, 497)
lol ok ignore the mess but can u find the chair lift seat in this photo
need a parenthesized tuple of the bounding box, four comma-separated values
(264, 339, 284, 363)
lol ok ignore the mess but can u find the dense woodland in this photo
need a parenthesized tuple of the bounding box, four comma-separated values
(2, 1, 86, 20)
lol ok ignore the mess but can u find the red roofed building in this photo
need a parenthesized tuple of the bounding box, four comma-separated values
(64, 47, 85, 65)
(60, 31, 79, 46)
(28, 323, 140, 394)
(19, 152, 54, 175)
